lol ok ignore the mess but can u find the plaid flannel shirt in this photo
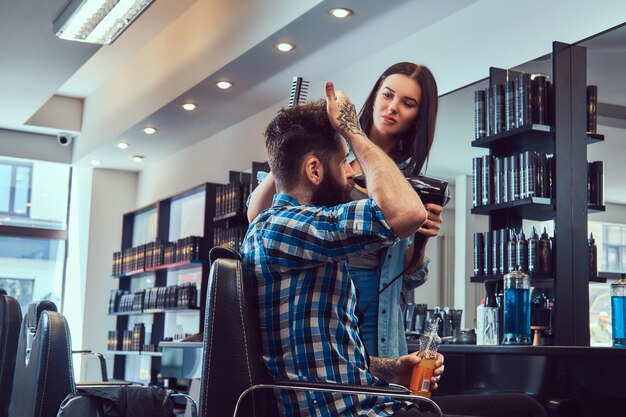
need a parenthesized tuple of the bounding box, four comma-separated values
(241, 194, 407, 417)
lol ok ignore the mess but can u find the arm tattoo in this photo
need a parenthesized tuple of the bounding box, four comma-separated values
(370, 356, 396, 382)
(337, 102, 366, 137)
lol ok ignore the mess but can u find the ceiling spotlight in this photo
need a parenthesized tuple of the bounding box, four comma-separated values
(216, 81, 233, 90)
(117, 142, 129, 150)
(90, 160, 101, 167)
(330, 8, 352, 18)
(133, 155, 145, 163)
(143, 127, 157, 135)
(275, 42, 295, 52)
(181, 102, 197, 111)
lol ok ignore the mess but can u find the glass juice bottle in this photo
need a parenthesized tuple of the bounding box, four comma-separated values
(409, 317, 441, 398)
(502, 269, 531, 345)
(611, 278, 626, 347)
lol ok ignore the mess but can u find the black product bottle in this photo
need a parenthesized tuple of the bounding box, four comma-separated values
(516, 229, 529, 272)
(495, 157, 503, 205)
(505, 79, 516, 131)
(507, 229, 518, 273)
(475, 90, 487, 139)
(481, 155, 493, 206)
(484, 231, 492, 277)
(532, 75, 548, 125)
(587, 85, 598, 134)
(502, 156, 510, 203)
(528, 226, 539, 272)
(494, 84, 505, 135)
(474, 232, 484, 276)
(589, 232, 598, 278)
(499, 228, 508, 274)
(539, 227, 552, 273)
(472, 157, 482, 208)
(510, 155, 520, 201)
(492, 229, 500, 275)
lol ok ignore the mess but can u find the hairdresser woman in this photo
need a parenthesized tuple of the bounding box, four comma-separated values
(247, 62, 443, 358)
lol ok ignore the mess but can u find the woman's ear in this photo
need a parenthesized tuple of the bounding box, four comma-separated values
(303, 154, 323, 186)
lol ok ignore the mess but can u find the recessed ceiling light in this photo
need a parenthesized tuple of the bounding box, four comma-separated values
(133, 155, 145, 163)
(91, 160, 101, 167)
(216, 81, 233, 90)
(181, 102, 197, 111)
(117, 142, 129, 150)
(330, 8, 352, 18)
(143, 127, 157, 135)
(275, 42, 295, 52)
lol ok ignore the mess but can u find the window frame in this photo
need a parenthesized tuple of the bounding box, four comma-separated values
(0, 159, 33, 217)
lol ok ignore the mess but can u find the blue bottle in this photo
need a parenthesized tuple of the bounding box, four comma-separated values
(611, 278, 626, 347)
(502, 269, 531, 345)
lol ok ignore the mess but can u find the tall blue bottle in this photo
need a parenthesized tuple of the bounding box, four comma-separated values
(502, 269, 531, 345)
(611, 278, 626, 347)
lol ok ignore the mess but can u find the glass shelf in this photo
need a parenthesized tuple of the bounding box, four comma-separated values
(113, 259, 203, 278)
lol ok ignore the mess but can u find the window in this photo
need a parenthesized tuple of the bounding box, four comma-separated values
(0, 156, 70, 311)
(598, 223, 626, 272)
(0, 159, 33, 216)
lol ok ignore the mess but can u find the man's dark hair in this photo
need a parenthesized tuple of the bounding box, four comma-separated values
(265, 100, 342, 190)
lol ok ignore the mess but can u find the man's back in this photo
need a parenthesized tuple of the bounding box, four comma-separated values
(242, 194, 403, 417)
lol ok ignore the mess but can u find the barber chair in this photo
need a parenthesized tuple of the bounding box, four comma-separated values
(9, 300, 74, 417)
(0, 290, 22, 417)
(199, 247, 442, 417)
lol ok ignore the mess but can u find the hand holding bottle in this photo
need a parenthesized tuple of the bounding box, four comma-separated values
(409, 318, 442, 398)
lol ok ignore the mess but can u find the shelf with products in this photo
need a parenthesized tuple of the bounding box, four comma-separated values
(112, 259, 205, 278)
(109, 308, 200, 316)
(108, 168, 258, 384)
(471, 198, 605, 220)
(110, 183, 216, 385)
(469, 42, 605, 346)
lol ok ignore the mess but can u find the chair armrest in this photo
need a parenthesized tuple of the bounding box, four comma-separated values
(171, 393, 198, 417)
(72, 350, 108, 382)
(233, 382, 442, 417)
(275, 379, 411, 395)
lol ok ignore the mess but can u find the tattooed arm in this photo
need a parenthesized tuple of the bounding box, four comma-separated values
(324, 82, 427, 239)
(370, 353, 445, 389)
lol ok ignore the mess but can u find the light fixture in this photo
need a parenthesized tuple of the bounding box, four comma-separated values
(275, 42, 295, 52)
(91, 159, 101, 166)
(181, 102, 197, 111)
(330, 8, 352, 18)
(53, 0, 156, 45)
(143, 127, 157, 135)
(133, 155, 145, 163)
(117, 141, 129, 149)
(216, 81, 233, 90)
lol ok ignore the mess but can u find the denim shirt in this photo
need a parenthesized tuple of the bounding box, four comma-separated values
(365, 238, 429, 358)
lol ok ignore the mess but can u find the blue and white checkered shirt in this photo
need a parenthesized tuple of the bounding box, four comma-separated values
(241, 194, 406, 417)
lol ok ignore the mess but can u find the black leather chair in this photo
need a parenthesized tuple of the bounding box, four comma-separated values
(8, 301, 75, 417)
(0, 290, 22, 417)
(199, 247, 442, 417)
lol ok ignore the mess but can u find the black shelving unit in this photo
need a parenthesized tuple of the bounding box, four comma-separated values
(110, 169, 257, 384)
(471, 42, 605, 346)
(111, 183, 216, 384)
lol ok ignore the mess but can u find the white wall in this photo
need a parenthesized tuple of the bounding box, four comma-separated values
(78, 169, 138, 380)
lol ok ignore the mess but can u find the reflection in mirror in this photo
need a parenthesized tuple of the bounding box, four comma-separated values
(425, 22, 626, 342)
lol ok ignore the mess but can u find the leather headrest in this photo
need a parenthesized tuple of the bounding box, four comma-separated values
(26, 300, 58, 332)
(0, 288, 7, 295)
(209, 246, 241, 264)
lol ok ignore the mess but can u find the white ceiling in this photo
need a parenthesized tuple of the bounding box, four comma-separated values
(0, 0, 625, 202)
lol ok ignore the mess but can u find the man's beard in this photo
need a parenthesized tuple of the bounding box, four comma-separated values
(311, 174, 354, 207)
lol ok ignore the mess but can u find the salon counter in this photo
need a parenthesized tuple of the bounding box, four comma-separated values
(409, 344, 626, 416)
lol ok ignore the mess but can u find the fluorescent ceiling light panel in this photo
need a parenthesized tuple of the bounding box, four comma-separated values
(54, 0, 156, 45)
